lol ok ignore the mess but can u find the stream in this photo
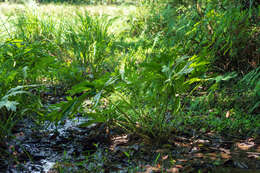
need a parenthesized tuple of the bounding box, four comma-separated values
(4, 117, 106, 172)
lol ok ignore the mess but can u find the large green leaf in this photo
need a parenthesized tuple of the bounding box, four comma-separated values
(0, 100, 19, 112)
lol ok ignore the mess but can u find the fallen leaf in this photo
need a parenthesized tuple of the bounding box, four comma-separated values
(166, 167, 179, 173)
(256, 145, 260, 152)
(226, 111, 230, 118)
(236, 142, 255, 150)
(177, 159, 188, 162)
(144, 165, 160, 173)
(248, 154, 259, 159)
(206, 153, 217, 160)
(220, 152, 231, 159)
(162, 155, 168, 160)
(175, 165, 183, 168)
(194, 153, 204, 158)
(219, 148, 231, 154)
(247, 152, 260, 159)
(156, 149, 170, 153)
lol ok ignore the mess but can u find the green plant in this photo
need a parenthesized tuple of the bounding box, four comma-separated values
(239, 66, 260, 113)
(138, 0, 259, 72)
(7, 8, 74, 85)
(47, 38, 208, 143)
(0, 38, 62, 88)
(0, 85, 40, 141)
(65, 12, 113, 80)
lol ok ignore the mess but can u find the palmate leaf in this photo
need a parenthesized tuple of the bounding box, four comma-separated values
(250, 101, 260, 113)
(255, 81, 260, 97)
(0, 84, 40, 112)
(2, 85, 39, 100)
(209, 72, 237, 83)
(6, 84, 40, 95)
(2, 91, 31, 100)
(184, 77, 204, 85)
(93, 92, 102, 107)
(67, 80, 93, 95)
(47, 92, 91, 124)
(78, 112, 107, 128)
(0, 100, 19, 112)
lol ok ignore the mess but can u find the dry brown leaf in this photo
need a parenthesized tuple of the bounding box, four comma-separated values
(236, 142, 255, 150)
(144, 165, 161, 173)
(207, 153, 217, 160)
(247, 152, 260, 159)
(194, 153, 204, 158)
(220, 152, 231, 159)
(177, 159, 188, 162)
(226, 111, 230, 118)
(156, 149, 170, 153)
(248, 154, 259, 159)
(162, 155, 169, 160)
(219, 148, 231, 154)
(166, 167, 179, 173)
(175, 165, 183, 168)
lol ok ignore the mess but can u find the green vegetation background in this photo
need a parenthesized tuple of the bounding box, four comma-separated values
(0, 0, 259, 161)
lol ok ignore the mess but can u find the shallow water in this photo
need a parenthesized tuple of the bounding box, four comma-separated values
(3, 116, 102, 173)
(2, 115, 260, 173)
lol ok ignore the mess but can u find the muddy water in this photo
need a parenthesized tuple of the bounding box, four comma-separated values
(4, 117, 109, 173)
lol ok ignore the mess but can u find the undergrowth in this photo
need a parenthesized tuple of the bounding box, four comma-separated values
(0, 0, 259, 161)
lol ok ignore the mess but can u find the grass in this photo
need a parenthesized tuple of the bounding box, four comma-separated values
(0, 2, 137, 18)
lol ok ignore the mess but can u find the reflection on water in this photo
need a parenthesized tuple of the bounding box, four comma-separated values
(42, 160, 55, 173)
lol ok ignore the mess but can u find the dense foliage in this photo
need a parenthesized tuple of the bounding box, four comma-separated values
(0, 0, 259, 163)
